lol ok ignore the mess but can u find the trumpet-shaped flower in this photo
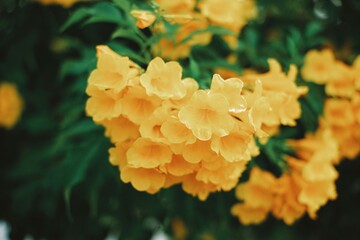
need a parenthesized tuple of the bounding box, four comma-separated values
(178, 90, 235, 140)
(85, 86, 123, 122)
(140, 57, 186, 99)
(120, 165, 166, 193)
(131, 10, 156, 29)
(210, 122, 253, 162)
(121, 85, 161, 125)
(126, 137, 173, 168)
(88, 46, 134, 93)
(161, 116, 197, 144)
(210, 74, 247, 114)
(164, 154, 198, 176)
(101, 116, 139, 144)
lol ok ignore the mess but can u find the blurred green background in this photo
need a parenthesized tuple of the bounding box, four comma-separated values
(1, 0, 360, 239)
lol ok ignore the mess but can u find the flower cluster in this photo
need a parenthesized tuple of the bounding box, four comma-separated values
(85, 45, 306, 200)
(302, 49, 360, 159)
(0, 82, 23, 129)
(131, 0, 257, 59)
(231, 125, 339, 225)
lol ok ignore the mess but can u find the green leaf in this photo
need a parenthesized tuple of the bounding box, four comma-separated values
(61, 9, 89, 32)
(111, 28, 145, 47)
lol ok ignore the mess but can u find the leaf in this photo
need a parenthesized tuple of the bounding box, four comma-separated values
(61, 2, 124, 32)
(111, 28, 145, 47)
(61, 9, 89, 32)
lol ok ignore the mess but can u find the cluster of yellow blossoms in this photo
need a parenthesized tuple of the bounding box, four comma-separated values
(131, 0, 257, 59)
(231, 124, 339, 225)
(232, 48, 360, 225)
(85, 45, 306, 200)
(0, 82, 23, 129)
(302, 49, 360, 159)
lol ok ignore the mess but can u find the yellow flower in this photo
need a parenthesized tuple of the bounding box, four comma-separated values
(178, 89, 235, 140)
(140, 57, 186, 99)
(131, 10, 156, 29)
(121, 85, 161, 125)
(101, 116, 139, 144)
(210, 74, 247, 114)
(165, 77, 199, 108)
(171, 218, 188, 240)
(120, 165, 166, 193)
(155, 0, 195, 13)
(302, 160, 338, 182)
(126, 137, 173, 168)
(271, 174, 306, 225)
(182, 140, 215, 163)
(324, 98, 354, 127)
(88, 46, 134, 93)
(325, 62, 356, 98)
(108, 141, 133, 167)
(301, 49, 338, 84)
(235, 167, 276, 209)
(210, 122, 253, 162)
(85, 85, 123, 122)
(241, 59, 307, 127)
(181, 173, 219, 200)
(139, 106, 170, 143)
(198, 0, 257, 33)
(0, 82, 23, 129)
(297, 178, 337, 217)
(152, 38, 192, 60)
(36, 0, 80, 8)
(164, 154, 198, 176)
(196, 155, 247, 190)
(231, 204, 269, 225)
(161, 116, 197, 144)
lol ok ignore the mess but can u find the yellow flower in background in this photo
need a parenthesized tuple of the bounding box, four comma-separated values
(199, 0, 257, 33)
(151, 14, 211, 60)
(271, 174, 306, 225)
(301, 49, 338, 84)
(178, 89, 235, 141)
(325, 62, 356, 98)
(36, 0, 80, 8)
(236, 167, 276, 209)
(140, 57, 186, 99)
(0, 82, 23, 129)
(241, 59, 307, 128)
(231, 204, 268, 225)
(324, 98, 354, 127)
(323, 98, 360, 159)
(171, 218, 188, 240)
(155, 0, 195, 13)
(181, 173, 219, 200)
(131, 10, 156, 29)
